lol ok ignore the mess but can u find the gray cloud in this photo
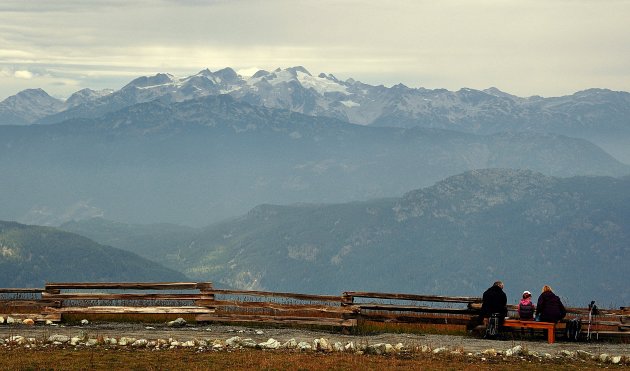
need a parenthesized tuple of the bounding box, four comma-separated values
(1, 0, 629, 100)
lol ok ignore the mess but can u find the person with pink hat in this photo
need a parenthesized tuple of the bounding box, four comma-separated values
(518, 290, 536, 320)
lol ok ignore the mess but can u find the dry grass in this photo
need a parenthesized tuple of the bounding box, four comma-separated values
(0, 347, 613, 371)
(357, 320, 467, 336)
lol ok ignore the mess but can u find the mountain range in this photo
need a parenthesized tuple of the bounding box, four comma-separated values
(2, 66, 629, 162)
(0, 94, 627, 226)
(61, 169, 630, 306)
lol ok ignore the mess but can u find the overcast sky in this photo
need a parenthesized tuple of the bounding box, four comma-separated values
(1, 0, 628, 101)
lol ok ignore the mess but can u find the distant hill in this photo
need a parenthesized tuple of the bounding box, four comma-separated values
(62, 169, 630, 306)
(0, 221, 187, 287)
(1, 95, 627, 226)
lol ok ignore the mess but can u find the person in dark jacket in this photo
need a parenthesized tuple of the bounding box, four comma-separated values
(518, 290, 536, 320)
(536, 285, 566, 322)
(481, 281, 508, 320)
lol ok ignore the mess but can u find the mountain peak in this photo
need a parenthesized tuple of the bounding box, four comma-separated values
(287, 66, 311, 76)
(124, 73, 176, 89)
(214, 67, 239, 83)
(196, 68, 213, 77)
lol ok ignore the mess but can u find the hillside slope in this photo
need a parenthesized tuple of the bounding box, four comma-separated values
(0, 221, 187, 287)
(63, 170, 630, 306)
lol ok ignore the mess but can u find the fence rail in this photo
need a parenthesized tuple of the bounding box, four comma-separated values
(0, 282, 628, 339)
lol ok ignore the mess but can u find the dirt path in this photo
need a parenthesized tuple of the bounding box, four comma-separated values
(2, 322, 628, 357)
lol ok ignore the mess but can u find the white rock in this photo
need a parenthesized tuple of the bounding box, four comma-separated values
(576, 350, 594, 359)
(132, 339, 148, 347)
(297, 341, 312, 351)
(599, 353, 611, 363)
(170, 341, 180, 347)
(255, 330, 264, 335)
(333, 342, 344, 352)
(45, 320, 53, 325)
(421, 345, 431, 353)
(70, 337, 81, 346)
(313, 338, 332, 352)
(258, 338, 280, 350)
(384, 344, 396, 354)
(48, 335, 70, 343)
(0, 316, 4, 324)
(240, 338, 258, 348)
(182, 340, 196, 347)
(365, 343, 385, 355)
(6, 317, 15, 324)
(432, 346, 447, 354)
(395, 343, 404, 351)
(560, 350, 575, 358)
(197, 340, 208, 347)
(145, 326, 155, 330)
(226, 336, 242, 347)
(119, 337, 135, 346)
(344, 341, 355, 352)
(506, 345, 523, 357)
(167, 318, 186, 327)
(80, 319, 89, 326)
(85, 339, 98, 346)
(482, 349, 497, 356)
(282, 338, 297, 349)
(611, 356, 622, 364)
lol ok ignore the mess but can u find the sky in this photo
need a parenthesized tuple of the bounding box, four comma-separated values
(1, 0, 629, 101)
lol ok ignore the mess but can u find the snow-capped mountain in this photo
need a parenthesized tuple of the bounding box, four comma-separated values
(0, 88, 64, 125)
(5, 66, 629, 133)
(65, 88, 114, 108)
(2, 66, 629, 160)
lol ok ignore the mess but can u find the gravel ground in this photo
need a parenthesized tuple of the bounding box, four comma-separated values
(1, 322, 628, 357)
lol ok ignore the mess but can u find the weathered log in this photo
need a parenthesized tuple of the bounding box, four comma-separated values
(210, 289, 342, 302)
(360, 313, 473, 326)
(358, 303, 477, 314)
(0, 300, 61, 307)
(344, 291, 482, 304)
(195, 314, 357, 327)
(43, 306, 215, 314)
(0, 288, 44, 293)
(44, 282, 207, 291)
(200, 299, 358, 314)
(42, 293, 203, 301)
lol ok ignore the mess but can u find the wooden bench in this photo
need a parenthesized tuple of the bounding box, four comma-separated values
(503, 319, 556, 343)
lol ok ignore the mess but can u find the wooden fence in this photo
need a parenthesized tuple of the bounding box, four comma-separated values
(1, 282, 628, 339)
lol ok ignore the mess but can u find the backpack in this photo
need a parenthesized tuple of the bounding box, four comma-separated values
(485, 313, 500, 338)
(565, 318, 581, 341)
